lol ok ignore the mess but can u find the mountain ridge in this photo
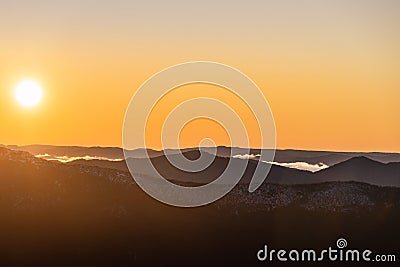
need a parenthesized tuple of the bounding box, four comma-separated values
(2, 146, 399, 187)
(2, 144, 400, 164)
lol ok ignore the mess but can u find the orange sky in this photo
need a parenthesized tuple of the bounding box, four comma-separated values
(0, 1, 399, 152)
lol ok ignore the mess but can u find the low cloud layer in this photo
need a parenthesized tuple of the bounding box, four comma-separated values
(36, 153, 329, 172)
(267, 161, 329, 172)
(232, 154, 261, 160)
(233, 154, 329, 172)
(35, 154, 123, 163)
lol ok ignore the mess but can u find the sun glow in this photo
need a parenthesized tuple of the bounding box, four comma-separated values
(15, 80, 43, 108)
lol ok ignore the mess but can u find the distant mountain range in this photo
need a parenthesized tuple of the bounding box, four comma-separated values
(97, 152, 400, 187)
(1, 146, 399, 212)
(2, 144, 400, 165)
(1, 145, 400, 187)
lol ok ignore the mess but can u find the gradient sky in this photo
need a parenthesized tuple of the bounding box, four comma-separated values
(1, 0, 399, 151)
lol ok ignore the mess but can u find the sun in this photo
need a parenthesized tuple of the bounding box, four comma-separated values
(15, 80, 43, 108)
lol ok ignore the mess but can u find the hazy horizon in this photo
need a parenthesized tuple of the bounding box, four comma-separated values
(2, 143, 400, 154)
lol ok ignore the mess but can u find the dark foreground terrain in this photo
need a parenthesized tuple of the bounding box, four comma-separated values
(0, 147, 399, 266)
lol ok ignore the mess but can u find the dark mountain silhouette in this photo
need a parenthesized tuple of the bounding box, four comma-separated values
(2, 144, 126, 158)
(201, 146, 400, 164)
(67, 149, 318, 185)
(314, 156, 400, 187)
(66, 151, 400, 187)
(289, 151, 400, 165)
(68, 158, 128, 170)
(3, 144, 400, 165)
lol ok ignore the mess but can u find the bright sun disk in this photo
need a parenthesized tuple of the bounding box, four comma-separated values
(15, 80, 43, 107)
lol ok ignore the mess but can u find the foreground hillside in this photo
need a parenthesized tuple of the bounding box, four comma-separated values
(0, 147, 399, 266)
